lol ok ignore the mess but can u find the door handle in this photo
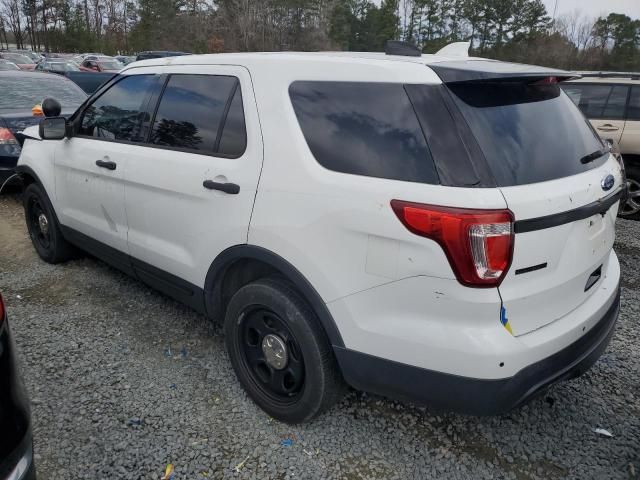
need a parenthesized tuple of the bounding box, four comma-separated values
(203, 180, 240, 194)
(597, 124, 619, 132)
(95, 159, 117, 170)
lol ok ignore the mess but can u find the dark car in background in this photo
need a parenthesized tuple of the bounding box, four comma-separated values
(35, 60, 80, 75)
(63, 71, 115, 94)
(0, 71, 86, 188)
(0, 293, 35, 480)
(135, 50, 190, 61)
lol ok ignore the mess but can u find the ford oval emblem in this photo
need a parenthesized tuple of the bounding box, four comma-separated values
(601, 174, 615, 191)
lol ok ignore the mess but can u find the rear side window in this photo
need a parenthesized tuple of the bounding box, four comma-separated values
(628, 86, 640, 121)
(562, 84, 629, 120)
(79, 74, 155, 142)
(150, 74, 237, 153)
(449, 82, 605, 186)
(289, 81, 438, 184)
(218, 84, 246, 156)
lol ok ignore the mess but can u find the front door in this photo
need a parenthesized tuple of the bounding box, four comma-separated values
(54, 72, 160, 261)
(122, 65, 263, 293)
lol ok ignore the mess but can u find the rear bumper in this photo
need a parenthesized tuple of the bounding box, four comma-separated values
(334, 284, 620, 415)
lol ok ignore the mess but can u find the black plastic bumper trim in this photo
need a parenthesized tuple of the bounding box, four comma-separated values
(514, 188, 623, 234)
(334, 285, 620, 415)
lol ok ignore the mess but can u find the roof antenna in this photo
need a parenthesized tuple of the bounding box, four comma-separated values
(385, 40, 421, 57)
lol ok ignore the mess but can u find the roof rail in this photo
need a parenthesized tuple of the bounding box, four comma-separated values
(385, 41, 421, 57)
(435, 42, 470, 58)
(576, 71, 640, 80)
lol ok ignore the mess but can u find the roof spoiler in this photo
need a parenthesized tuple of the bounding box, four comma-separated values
(435, 42, 470, 58)
(429, 60, 580, 84)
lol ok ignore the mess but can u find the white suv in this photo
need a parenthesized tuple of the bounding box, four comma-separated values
(16, 47, 623, 423)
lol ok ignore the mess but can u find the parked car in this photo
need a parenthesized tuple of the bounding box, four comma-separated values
(115, 55, 136, 66)
(0, 60, 19, 71)
(35, 60, 80, 75)
(562, 73, 640, 219)
(79, 57, 122, 73)
(135, 51, 190, 61)
(0, 293, 36, 479)
(0, 71, 86, 187)
(8, 50, 43, 63)
(63, 71, 116, 94)
(0, 53, 36, 71)
(17, 48, 623, 423)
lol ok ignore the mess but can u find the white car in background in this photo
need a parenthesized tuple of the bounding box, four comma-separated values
(16, 44, 623, 423)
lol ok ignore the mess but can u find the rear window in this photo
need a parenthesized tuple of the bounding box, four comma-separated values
(289, 81, 439, 184)
(0, 75, 87, 110)
(448, 82, 605, 186)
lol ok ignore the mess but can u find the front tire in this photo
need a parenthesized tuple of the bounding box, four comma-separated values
(23, 183, 75, 263)
(224, 278, 344, 423)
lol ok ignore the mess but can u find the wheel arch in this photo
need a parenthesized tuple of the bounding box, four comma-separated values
(204, 245, 345, 348)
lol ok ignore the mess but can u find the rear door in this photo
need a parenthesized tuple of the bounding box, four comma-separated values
(445, 77, 623, 336)
(562, 82, 629, 143)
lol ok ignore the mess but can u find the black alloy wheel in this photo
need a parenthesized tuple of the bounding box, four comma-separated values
(238, 307, 305, 403)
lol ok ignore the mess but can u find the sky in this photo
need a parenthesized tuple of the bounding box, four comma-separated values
(540, 0, 640, 20)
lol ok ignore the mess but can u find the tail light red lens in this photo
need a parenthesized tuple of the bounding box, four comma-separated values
(0, 128, 18, 145)
(391, 200, 514, 287)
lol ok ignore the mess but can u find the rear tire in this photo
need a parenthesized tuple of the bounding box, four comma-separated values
(23, 183, 75, 263)
(224, 277, 344, 423)
(619, 164, 640, 221)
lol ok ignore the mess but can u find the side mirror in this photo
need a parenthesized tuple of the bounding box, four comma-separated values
(42, 98, 61, 117)
(39, 117, 67, 140)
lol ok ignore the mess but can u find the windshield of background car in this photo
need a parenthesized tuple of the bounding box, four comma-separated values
(0, 75, 87, 109)
(3, 53, 33, 64)
(447, 81, 606, 186)
(48, 62, 79, 72)
(0, 61, 19, 71)
(98, 61, 122, 70)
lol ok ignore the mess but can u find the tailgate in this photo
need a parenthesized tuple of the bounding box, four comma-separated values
(499, 157, 623, 335)
(429, 61, 625, 336)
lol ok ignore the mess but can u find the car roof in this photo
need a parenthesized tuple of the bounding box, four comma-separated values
(126, 51, 480, 69)
(565, 73, 640, 85)
(0, 70, 76, 81)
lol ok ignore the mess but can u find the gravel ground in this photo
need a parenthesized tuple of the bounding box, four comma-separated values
(0, 193, 638, 480)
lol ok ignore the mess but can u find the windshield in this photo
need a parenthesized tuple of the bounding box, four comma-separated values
(98, 61, 122, 70)
(448, 82, 605, 186)
(3, 53, 33, 64)
(47, 62, 79, 72)
(0, 61, 19, 71)
(0, 75, 87, 109)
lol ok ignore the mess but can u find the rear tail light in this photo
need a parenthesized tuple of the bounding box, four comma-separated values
(0, 128, 18, 145)
(391, 200, 514, 287)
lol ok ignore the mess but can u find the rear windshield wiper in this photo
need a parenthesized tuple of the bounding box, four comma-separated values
(580, 149, 608, 164)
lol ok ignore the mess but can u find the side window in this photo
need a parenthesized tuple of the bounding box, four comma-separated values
(602, 85, 629, 119)
(218, 85, 247, 156)
(562, 84, 628, 120)
(628, 86, 640, 121)
(149, 74, 237, 153)
(79, 75, 156, 142)
(289, 81, 438, 184)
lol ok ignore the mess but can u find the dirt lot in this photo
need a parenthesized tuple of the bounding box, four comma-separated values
(0, 193, 638, 480)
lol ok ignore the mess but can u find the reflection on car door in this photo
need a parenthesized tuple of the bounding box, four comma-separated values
(54, 72, 159, 270)
(563, 83, 629, 143)
(123, 65, 263, 302)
